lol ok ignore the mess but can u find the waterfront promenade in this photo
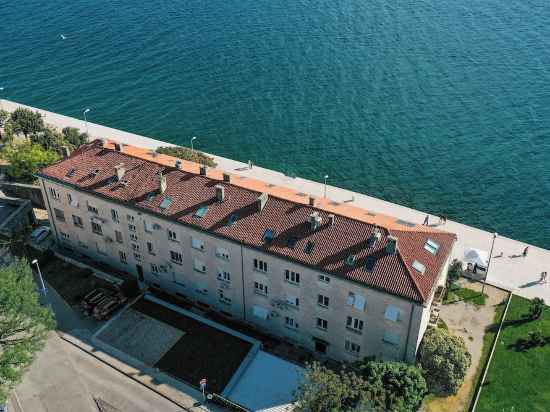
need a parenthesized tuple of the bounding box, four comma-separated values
(2, 99, 549, 302)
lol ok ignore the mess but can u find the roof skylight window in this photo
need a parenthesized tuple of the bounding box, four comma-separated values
(262, 229, 275, 243)
(194, 206, 209, 218)
(287, 236, 298, 249)
(345, 255, 356, 266)
(304, 241, 315, 255)
(412, 260, 426, 274)
(159, 196, 173, 210)
(364, 256, 376, 272)
(424, 239, 440, 255)
(227, 214, 239, 226)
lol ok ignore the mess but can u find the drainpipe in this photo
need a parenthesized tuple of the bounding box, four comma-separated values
(240, 240, 246, 322)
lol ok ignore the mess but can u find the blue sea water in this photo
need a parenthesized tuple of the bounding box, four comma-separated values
(1, 0, 549, 248)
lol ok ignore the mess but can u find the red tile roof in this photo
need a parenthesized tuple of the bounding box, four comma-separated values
(39, 140, 456, 303)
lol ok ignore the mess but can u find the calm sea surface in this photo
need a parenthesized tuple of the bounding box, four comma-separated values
(1, 0, 549, 248)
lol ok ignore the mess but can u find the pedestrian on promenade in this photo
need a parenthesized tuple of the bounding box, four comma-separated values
(523, 246, 529, 257)
(540, 271, 548, 284)
(439, 215, 447, 225)
(423, 215, 429, 226)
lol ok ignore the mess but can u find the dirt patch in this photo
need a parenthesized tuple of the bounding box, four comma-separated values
(422, 280, 508, 412)
(133, 298, 253, 394)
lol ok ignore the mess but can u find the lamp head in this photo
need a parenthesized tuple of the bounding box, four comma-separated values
(84, 108, 91, 114)
(31, 259, 38, 265)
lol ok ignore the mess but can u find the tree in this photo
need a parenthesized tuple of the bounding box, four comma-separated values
(0, 109, 9, 128)
(447, 259, 462, 287)
(0, 259, 56, 403)
(528, 297, 545, 320)
(62, 127, 88, 147)
(354, 360, 427, 412)
(9, 108, 45, 138)
(294, 362, 368, 412)
(31, 127, 67, 153)
(418, 327, 471, 395)
(156, 146, 217, 167)
(0, 142, 60, 183)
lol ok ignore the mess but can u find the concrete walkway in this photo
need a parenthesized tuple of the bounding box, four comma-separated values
(2, 98, 549, 302)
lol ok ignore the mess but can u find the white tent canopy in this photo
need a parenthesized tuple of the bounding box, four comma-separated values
(464, 248, 489, 268)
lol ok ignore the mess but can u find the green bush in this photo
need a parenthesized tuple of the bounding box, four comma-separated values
(156, 146, 217, 167)
(418, 327, 471, 395)
(0, 141, 60, 183)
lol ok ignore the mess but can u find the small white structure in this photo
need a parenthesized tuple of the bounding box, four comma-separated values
(463, 248, 489, 272)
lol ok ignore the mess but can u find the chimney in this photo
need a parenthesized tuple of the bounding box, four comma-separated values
(308, 212, 322, 231)
(175, 160, 182, 170)
(309, 196, 316, 207)
(223, 173, 231, 183)
(99, 139, 107, 148)
(385, 235, 398, 254)
(328, 214, 336, 226)
(215, 184, 225, 202)
(200, 164, 207, 176)
(368, 227, 382, 246)
(115, 163, 126, 181)
(61, 146, 71, 159)
(257, 193, 268, 212)
(159, 173, 167, 194)
(114, 142, 123, 152)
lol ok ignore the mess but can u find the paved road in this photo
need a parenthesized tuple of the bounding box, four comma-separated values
(2, 98, 549, 301)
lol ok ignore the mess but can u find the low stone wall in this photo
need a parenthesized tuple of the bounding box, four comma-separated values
(1, 182, 45, 208)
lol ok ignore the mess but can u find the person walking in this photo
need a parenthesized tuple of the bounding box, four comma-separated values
(523, 246, 529, 257)
(540, 271, 548, 284)
(423, 215, 429, 226)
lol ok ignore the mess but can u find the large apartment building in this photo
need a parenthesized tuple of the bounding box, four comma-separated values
(38, 139, 456, 363)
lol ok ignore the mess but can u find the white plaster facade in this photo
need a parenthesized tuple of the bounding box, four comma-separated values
(39, 176, 450, 363)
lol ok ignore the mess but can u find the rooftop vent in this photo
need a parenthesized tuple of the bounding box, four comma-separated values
(328, 214, 336, 226)
(367, 227, 382, 247)
(200, 164, 207, 176)
(175, 160, 182, 169)
(309, 196, 316, 207)
(114, 142, 123, 152)
(287, 236, 298, 249)
(115, 163, 126, 181)
(385, 235, 398, 254)
(223, 173, 231, 183)
(257, 193, 268, 212)
(119, 179, 129, 187)
(159, 173, 167, 194)
(66, 168, 76, 178)
(91, 168, 100, 177)
(215, 184, 225, 202)
(262, 228, 275, 244)
(412, 260, 426, 274)
(159, 196, 173, 210)
(308, 211, 322, 231)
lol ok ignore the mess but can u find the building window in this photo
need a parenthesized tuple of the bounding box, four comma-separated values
(318, 274, 330, 283)
(151, 263, 159, 274)
(60, 232, 70, 240)
(119, 251, 127, 264)
(115, 230, 123, 243)
(285, 317, 298, 329)
(384, 305, 401, 322)
(131, 243, 140, 252)
(170, 251, 183, 264)
(134, 253, 142, 261)
(130, 233, 138, 241)
(383, 331, 400, 346)
(218, 270, 231, 282)
(347, 292, 366, 311)
(54, 208, 65, 222)
(87, 202, 98, 215)
(193, 258, 206, 273)
(128, 224, 136, 232)
(191, 237, 205, 251)
(254, 282, 268, 296)
(144, 220, 154, 233)
(346, 316, 364, 333)
(216, 247, 230, 260)
(67, 193, 78, 207)
(49, 187, 60, 200)
(218, 289, 232, 305)
(254, 258, 268, 272)
(127, 214, 135, 223)
(147, 241, 155, 255)
(111, 209, 119, 222)
(284, 295, 298, 308)
(317, 318, 328, 331)
(168, 229, 177, 242)
(72, 215, 83, 228)
(285, 270, 300, 284)
(91, 221, 103, 235)
(345, 340, 361, 354)
(318, 294, 329, 307)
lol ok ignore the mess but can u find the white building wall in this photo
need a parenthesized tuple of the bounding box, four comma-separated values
(39, 176, 444, 363)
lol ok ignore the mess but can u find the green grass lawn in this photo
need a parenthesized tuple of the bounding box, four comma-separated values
(476, 295, 550, 412)
(444, 284, 487, 306)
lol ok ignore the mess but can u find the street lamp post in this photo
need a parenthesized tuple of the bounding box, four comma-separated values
(323, 175, 329, 198)
(83, 108, 91, 135)
(482, 232, 498, 295)
(191, 136, 197, 153)
(31, 259, 47, 295)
